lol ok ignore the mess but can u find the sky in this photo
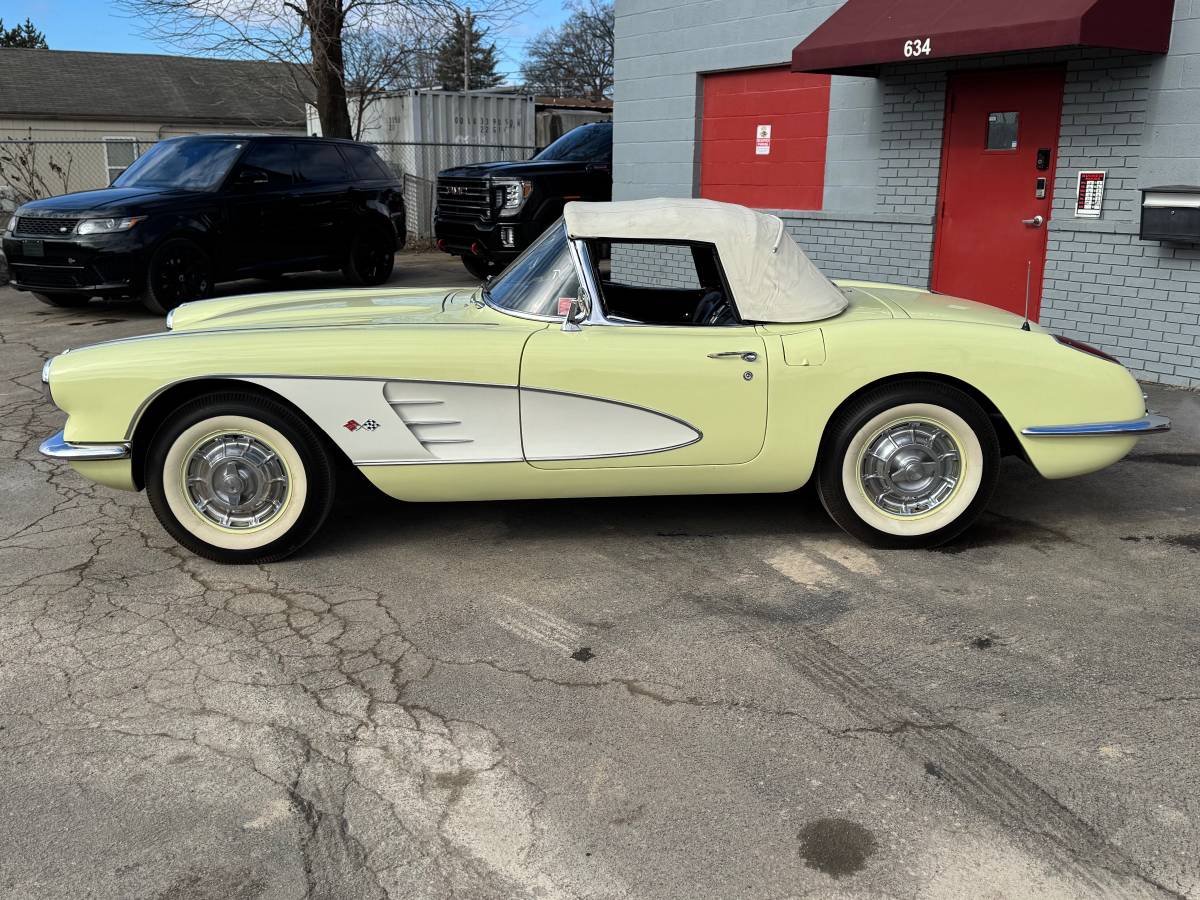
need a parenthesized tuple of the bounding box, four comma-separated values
(0, 0, 570, 82)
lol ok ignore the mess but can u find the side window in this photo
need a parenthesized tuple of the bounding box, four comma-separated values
(341, 143, 391, 181)
(233, 142, 294, 187)
(298, 143, 351, 184)
(588, 240, 738, 326)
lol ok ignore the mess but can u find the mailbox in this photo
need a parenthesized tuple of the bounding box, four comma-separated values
(1141, 186, 1200, 243)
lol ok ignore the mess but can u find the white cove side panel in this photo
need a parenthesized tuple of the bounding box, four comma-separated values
(520, 390, 700, 460)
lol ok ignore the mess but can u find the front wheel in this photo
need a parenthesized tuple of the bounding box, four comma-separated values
(816, 382, 1000, 549)
(343, 226, 395, 286)
(141, 238, 213, 315)
(461, 255, 499, 281)
(146, 393, 336, 563)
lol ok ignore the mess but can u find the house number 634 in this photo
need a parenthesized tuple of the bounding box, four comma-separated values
(903, 38, 932, 58)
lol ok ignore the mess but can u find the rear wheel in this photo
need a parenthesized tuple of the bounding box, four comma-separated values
(816, 381, 1000, 549)
(146, 393, 336, 563)
(461, 255, 499, 280)
(32, 291, 91, 308)
(141, 238, 213, 315)
(343, 225, 395, 286)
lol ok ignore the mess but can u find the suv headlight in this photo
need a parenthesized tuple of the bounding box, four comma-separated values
(76, 216, 145, 235)
(3, 214, 14, 235)
(491, 179, 531, 216)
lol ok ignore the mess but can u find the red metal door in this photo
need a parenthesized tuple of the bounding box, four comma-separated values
(931, 68, 1065, 320)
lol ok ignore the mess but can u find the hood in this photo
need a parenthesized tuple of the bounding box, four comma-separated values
(166, 286, 510, 332)
(841, 282, 1048, 332)
(438, 158, 595, 179)
(17, 186, 196, 215)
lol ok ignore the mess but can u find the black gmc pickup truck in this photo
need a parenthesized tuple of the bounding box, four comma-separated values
(434, 122, 611, 279)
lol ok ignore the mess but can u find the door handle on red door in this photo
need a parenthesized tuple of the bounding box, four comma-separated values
(1022, 215, 1045, 228)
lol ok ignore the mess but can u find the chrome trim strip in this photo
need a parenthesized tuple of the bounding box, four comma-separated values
(1022, 414, 1171, 437)
(356, 456, 522, 466)
(39, 430, 130, 461)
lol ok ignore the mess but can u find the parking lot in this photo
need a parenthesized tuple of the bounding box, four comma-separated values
(1, 253, 1198, 899)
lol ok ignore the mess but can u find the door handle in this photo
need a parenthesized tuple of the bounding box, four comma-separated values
(708, 351, 758, 362)
(1022, 215, 1045, 228)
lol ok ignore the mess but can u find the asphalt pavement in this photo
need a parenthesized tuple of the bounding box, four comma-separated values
(1, 253, 1198, 899)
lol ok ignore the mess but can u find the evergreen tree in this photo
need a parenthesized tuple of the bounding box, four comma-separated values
(0, 17, 49, 49)
(434, 13, 503, 91)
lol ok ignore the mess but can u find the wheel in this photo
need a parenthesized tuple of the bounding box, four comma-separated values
(461, 255, 499, 280)
(342, 225, 395, 286)
(145, 392, 336, 563)
(141, 238, 213, 315)
(816, 381, 1000, 549)
(32, 291, 91, 308)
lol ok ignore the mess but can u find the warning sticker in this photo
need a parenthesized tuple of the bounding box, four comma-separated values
(755, 124, 772, 156)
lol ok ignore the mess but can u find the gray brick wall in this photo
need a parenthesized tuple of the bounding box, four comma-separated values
(610, 243, 700, 289)
(771, 211, 934, 287)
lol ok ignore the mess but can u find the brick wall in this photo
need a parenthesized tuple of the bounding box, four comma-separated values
(610, 243, 700, 289)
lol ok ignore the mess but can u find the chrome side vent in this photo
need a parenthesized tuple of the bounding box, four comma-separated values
(387, 396, 474, 452)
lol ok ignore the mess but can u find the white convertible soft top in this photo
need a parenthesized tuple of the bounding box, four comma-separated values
(563, 198, 848, 323)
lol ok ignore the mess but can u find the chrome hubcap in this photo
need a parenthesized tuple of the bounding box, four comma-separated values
(184, 433, 288, 528)
(859, 419, 962, 517)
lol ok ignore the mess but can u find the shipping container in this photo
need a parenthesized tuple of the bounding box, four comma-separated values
(306, 90, 535, 183)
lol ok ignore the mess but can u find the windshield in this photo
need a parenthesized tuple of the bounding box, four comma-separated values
(113, 139, 245, 190)
(533, 123, 612, 163)
(483, 221, 581, 318)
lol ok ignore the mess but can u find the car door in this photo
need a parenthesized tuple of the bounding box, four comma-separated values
(293, 141, 354, 263)
(520, 325, 767, 468)
(518, 237, 768, 469)
(223, 140, 299, 274)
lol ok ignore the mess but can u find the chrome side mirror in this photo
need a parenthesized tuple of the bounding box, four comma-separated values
(561, 297, 586, 333)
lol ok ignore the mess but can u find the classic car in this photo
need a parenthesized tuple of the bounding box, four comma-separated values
(38, 198, 1170, 563)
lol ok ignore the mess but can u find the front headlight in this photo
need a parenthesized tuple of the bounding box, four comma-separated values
(3, 214, 14, 235)
(41, 357, 54, 402)
(491, 179, 531, 215)
(76, 216, 145, 235)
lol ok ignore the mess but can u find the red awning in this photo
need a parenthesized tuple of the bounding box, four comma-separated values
(791, 0, 1176, 75)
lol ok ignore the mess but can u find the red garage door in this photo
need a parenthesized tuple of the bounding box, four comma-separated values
(700, 66, 830, 210)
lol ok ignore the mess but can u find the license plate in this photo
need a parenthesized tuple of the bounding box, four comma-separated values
(23, 240, 44, 257)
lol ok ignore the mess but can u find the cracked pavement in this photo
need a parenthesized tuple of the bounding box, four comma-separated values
(1, 255, 1198, 899)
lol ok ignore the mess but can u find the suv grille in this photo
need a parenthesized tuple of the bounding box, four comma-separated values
(437, 178, 491, 219)
(15, 217, 79, 237)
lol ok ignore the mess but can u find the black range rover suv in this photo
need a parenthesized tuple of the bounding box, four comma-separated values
(2, 134, 406, 314)
(434, 122, 611, 279)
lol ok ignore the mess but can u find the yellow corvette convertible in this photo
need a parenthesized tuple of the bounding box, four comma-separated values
(39, 199, 1170, 563)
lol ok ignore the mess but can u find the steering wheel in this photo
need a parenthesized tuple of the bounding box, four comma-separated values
(693, 290, 735, 325)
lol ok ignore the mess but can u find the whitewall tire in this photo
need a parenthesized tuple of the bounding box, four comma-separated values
(146, 393, 336, 563)
(817, 382, 1000, 549)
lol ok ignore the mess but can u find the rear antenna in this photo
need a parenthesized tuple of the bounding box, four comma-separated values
(1021, 260, 1032, 331)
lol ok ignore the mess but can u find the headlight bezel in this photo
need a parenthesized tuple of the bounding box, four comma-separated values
(41, 357, 54, 402)
(76, 215, 146, 236)
(491, 178, 532, 216)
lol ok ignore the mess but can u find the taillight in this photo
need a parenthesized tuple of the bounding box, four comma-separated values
(1054, 335, 1121, 365)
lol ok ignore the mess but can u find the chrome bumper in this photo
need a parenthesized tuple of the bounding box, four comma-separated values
(39, 430, 131, 461)
(1022, 413, 1171, 437)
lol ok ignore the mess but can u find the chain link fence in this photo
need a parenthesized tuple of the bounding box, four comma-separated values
(371, 141, 536, 243)
(0, 139, 537, 242)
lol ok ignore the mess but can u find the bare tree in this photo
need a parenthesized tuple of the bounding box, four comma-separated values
(0, 129, 74, 205)
(117, 0, 527, 139)
(519, 0, 613, 100)
(343, 23, 439, 139)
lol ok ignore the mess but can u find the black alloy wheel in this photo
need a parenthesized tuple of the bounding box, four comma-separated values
(343, 227, 396, 286)
(142, 238, 213, 315)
